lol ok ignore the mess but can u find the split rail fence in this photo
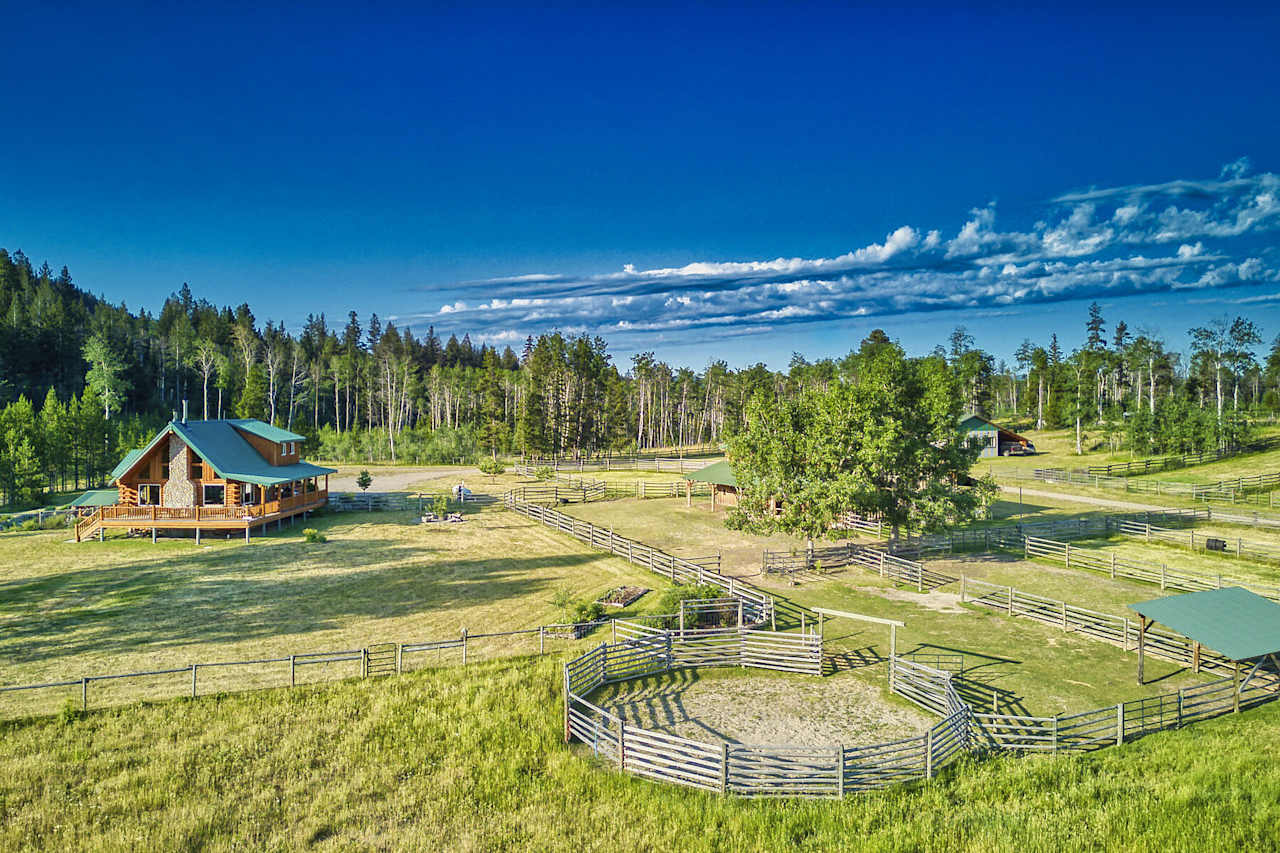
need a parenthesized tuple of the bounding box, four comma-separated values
(504, 490, 774, 625)
(1081, 437, 1280, 478)
(1022, 536, 1280, 602)
(1016, 467, 1280, 504)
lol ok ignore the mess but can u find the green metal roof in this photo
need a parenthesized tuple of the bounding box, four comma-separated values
(686, 459, 737, 487)
(108, 448, 147, 482)
(959, 414, 1028, 442)
(225, 419, 306, 443)
(170, 419, 335, 486)
(1129, 587, 1280, 661)
(959, 414, 999, 432)
(110, 419, 333, 488)
(69, 489, 120, 507)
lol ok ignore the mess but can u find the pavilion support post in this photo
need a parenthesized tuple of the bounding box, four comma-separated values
(1137, 615, 1149, 684)
(195, 528, 201, 545)
(1234, 661, 1241, 713)
(245, 525, 250, 544)
(151, 526, 156, 544)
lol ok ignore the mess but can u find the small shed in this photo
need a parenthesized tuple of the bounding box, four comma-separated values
(686, 460, 739, 510)
(1129, 588, 1280, 702)
(959, 414, 1032, 458)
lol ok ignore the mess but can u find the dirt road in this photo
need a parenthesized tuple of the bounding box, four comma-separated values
(326, 466, 479, 493)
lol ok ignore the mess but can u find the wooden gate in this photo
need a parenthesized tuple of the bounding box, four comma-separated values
(364, 643, 398, 677)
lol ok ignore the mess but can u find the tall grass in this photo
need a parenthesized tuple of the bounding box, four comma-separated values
(1, 656, 1277, 851)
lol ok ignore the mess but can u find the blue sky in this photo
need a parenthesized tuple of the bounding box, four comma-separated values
(3, 3, 1279, 368)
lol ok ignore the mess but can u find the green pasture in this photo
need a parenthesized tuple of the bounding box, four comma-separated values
(1, 656, 1276, 851)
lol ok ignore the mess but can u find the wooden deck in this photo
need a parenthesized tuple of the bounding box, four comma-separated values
(75, 491, 328, 542)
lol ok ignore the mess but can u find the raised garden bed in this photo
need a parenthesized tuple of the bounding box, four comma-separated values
(596, 586, 649, 609)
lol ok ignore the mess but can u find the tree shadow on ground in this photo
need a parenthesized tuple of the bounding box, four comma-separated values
(594, 668, 738, 742)
(0, 527, 609, 670)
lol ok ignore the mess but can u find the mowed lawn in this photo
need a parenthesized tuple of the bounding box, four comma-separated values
(1, 655, 1277, 852)
(0, 499, 665, 716)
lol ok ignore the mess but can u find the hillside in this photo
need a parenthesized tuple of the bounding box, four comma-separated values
(1, 657, 1277, 851)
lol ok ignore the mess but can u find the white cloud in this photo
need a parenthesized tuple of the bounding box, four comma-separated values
(406, 161, 1280, 344)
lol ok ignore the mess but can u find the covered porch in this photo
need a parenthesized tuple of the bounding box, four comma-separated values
(75, 475, 330, 543)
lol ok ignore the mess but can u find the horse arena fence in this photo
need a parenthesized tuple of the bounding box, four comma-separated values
(563, 628, 1277, 798)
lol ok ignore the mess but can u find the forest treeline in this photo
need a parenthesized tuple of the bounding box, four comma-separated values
(3, 246, 1280, 506)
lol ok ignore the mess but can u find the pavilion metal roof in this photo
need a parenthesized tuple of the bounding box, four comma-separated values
(1129, 587, 1280, 661)
(686, 459, 737, 487)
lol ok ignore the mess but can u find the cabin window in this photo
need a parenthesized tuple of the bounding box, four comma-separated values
(203, 484, 225, 505)
(138, 484, 161, 505)
(161, 444, 170, 480)
(242, 484, 260, 506)
(190, 454, 204, 480)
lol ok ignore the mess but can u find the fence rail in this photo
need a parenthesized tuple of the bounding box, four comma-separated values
(1023, 534, 1280, 601)
(504, 490, 774, 625)
(1081, 437, 1280, 478)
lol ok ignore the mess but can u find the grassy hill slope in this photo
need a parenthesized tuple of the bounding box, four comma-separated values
(2, 656, 1278, 852)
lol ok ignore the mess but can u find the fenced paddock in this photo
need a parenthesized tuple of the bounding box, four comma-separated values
(504, 489, 774, 625)
(564, 624, 1278, 799)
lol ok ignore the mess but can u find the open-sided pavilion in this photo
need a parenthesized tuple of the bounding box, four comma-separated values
(1129, 587, 1280, 710)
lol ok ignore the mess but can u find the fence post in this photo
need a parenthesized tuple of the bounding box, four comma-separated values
(1065, 542, 1070, 570)
(612, 620, 617, 644)
(1007, 586, 1014, 616)
(1061, 601, 1068, 630)
(191, 664, 197, 698)
(563, 665, 571, 744)
(396, 644, 403, 674)
(1116, 703, 1124, 745)
(1177, 689, 1184, 727)
(81, 676, 87, 712)
(925, 728, 934, 779)
(721, 742, 730, 794)
(617, 722, 626, 770)
(539, 626, 545, 655)
(1052, 716, 1059, 752)
(1110, 553, 1116, 579)
(461, 628, 468, 665)
(836, 745, 844, 798)
(679, 603, 685, 639)
(290, 655, 296, 687)
(737, 599, 744, 628)
(1160, 564, 1166, 590)
(361, 648, 368, 678)
(960, 574, 966, 602)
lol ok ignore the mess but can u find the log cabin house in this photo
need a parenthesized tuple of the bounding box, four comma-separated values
(75, 415, 336, 543)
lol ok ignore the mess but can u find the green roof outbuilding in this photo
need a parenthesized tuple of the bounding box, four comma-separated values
(1129, 587, 1280, 661)
(687, 460, 737, 487)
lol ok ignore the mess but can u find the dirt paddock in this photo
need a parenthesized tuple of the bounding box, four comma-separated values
(591, 668, 932, 747)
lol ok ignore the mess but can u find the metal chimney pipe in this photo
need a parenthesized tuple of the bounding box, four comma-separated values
(182, 400, 188, 424)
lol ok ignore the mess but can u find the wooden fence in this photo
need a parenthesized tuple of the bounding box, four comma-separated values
(512, 473, 715, 502)
(1112, 519, 1280, 565)
(504, 491, 774, 624)
(1020, 467, 1280, 503)
(1022, 536, 1280, 601)
(1081, 437, 1280, 478)
(521, 451, 722, 475)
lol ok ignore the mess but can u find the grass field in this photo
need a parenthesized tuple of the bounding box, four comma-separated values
(4, 468, 1278, 849)
(0, 499, 666, 716)
(1, 655, 1277, 851)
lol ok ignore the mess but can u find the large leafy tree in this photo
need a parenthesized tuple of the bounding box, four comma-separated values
(81, 333, 130, 419)
(727, 342, 994, 542)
